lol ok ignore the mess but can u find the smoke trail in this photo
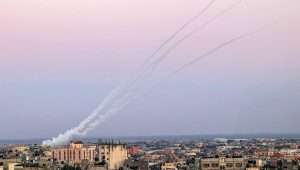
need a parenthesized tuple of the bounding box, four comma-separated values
(43, 90, 133, 146)
(43, 0, 221, 146)
(42, 87, 123, 146)
(142, 0, 217, 66)
(79, 18, 261, 138)
(169, 24, 273, 76)
(128, 0, 221, 89)
(42, 0, 254, 146)
(74, 93, 133, 137)
(42, 66, 148, 146)
(137, 22, 276, 100)
(43, 64, 149, 146)
(41, 0, 226, 146)
(150, 0, 242, 68)
(162, 21, 276, 81)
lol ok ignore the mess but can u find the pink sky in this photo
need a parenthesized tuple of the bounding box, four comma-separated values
(1, 0, 299, 77)
(0, 0, 300, 138)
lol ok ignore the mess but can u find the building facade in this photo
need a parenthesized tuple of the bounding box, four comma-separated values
(51, 141, 128, 170)
(98, 143, 128, 170)
(200, 157, 246, 170)
(161, 162, 178, 170)
(52, 141, 97, 164)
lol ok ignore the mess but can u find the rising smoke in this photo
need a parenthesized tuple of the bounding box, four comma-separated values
(150, 0, 242, 68)
(42, 0, 218, 146)
(142, 0, 217, 66)
(42, 0, 266, 146)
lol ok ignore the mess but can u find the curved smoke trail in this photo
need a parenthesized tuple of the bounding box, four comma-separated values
(42, 0, 254, 146)
(169, 23, 275, 76)
(43, 83, 140, 146)
(42, 87, 123, 146)
(42, 1, 220, 146)
(127, 0, 221, 90)
(149, 0, 242, 68)
(142, 0, 217, 66)
(43, 60, 157, 146)
(139, 22, 276, 96)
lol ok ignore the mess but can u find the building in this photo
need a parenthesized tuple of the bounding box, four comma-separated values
(128, 146, 143, 156)
(11, 146, 28, 153)
(246, 168, 259, 170)
(161, 162, 178, 170)
(98, 142, 128, 170)
(7, 163, 23, 170)
(200, 157, 246, 170)
(52, 141, 97, 164)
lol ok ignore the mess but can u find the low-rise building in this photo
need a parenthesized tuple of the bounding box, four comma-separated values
(0, 162, 3, 170)
(52, 141, 97, 164)
(99, 142, 128, 170)
(246, 168, 259, 170)
(161, 162, 178, 170)
(200, 157, 246, 170)
(7, 163, 23, 170)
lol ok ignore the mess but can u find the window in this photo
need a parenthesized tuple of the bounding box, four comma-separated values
(235, 163, 242, 167)
(226, 163, 233, 168)
(58, 151, 61, 160)
(69, 150, 72, 160)
(203, 164, 210, 168)
(212, 163, 219, 167)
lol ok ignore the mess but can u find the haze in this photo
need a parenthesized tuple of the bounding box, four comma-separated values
(0, 0, 299, 139)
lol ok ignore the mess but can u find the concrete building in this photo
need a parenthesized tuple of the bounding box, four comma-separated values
(161, 162, 178, 170)
(52, 141, 97, 164)
(98, 143, 128, 170)
(200, 157, 246, 170)
(7, 163, 23, 170)
(11, 146, 28, 153)
(246, 168, 259, 170)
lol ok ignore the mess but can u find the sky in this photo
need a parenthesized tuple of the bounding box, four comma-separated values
(0, 0, 299, 139)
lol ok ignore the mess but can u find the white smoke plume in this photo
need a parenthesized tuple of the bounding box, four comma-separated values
(42, 87, 123, 146)
(43, 69, 149, 146)
(42, 0, 223, 146)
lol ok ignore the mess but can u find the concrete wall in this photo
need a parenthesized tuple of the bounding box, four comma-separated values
(99, 144, 128, 170)
(52, 143, 97, 164)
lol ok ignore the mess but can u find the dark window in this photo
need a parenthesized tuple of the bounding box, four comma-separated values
(203, 164, 210, 168)
(235, 163, 242, 167)
(212, 163, 219, 167)
(226, 163, 233, 168)
(58, 151, 61, 160)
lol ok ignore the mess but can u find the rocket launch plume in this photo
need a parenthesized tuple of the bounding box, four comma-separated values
(142, 0, 217, 66)
(42, 1, 220, 146)
(42, 87, 123, 146)
(42, 84, 139, 146)
(169, 22, 276, 76)
(42, 0, 268, 146)
(150, 0, 242, 68)
(141, 22, 277, 96)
